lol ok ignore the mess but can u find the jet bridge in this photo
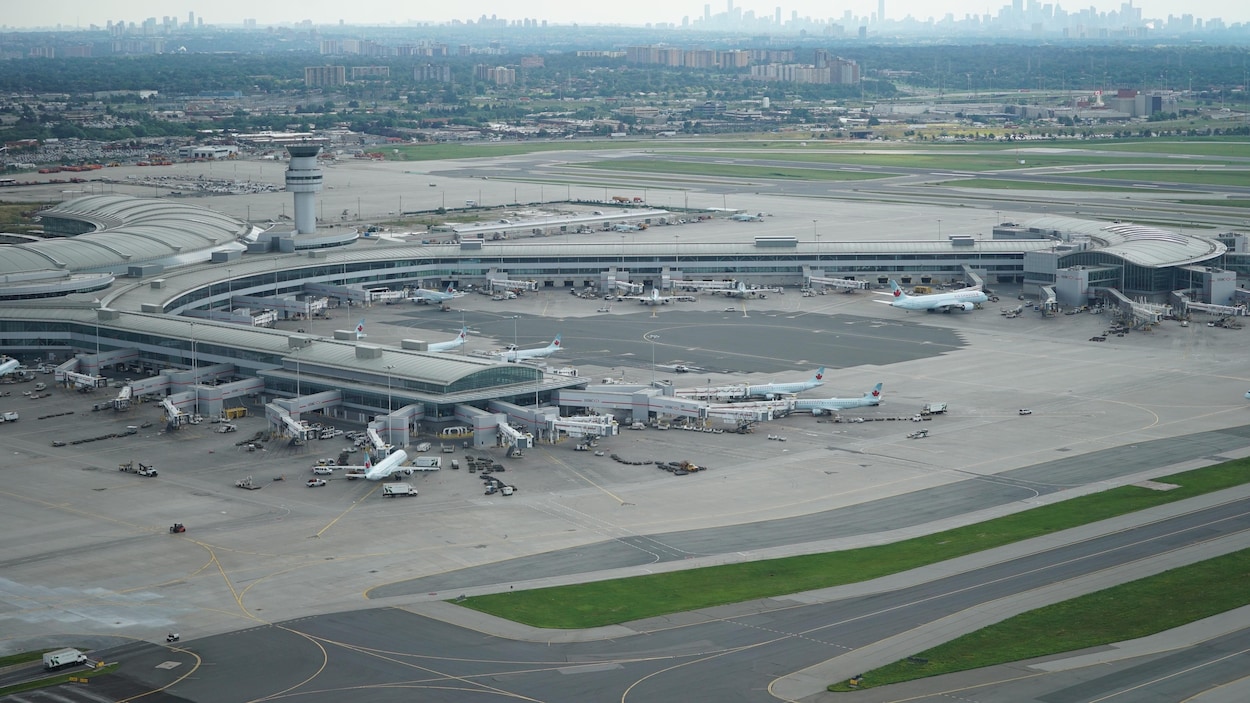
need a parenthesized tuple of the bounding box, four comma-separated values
(805, 275, 868, 291)
(112, 385, 132, 412)
(488, 278, 538, 292)
(705, 398, 795, 423)
(674, 384, 750, 402)
(549, 415, 619, 441)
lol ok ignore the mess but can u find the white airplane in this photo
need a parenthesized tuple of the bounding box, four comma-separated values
(796, 383, 883, 415)
(0, 357, 19, 376)
(622, 288, 697, 306)
(494, 334, 562, 362)
(722, 281, 782, 299)
(410, 284, 465, 305)
(746, 367, 825, 399)
(335, 449, 411, 480)
(426, 326, 469, 353)
(875, 280, 988, 313)
(729, 212, 764, 222)
(354, 318, 367, 339)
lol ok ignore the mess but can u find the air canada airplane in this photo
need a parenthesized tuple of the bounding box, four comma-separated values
(334, 449, 411, 481)
(493, 335, 562, 362)
(354, 318, 367, 339)
(795, 383, 883, 415)
(0, 357, 19, 376)
(409, 284, 465, 304)
(746, 367, 825, 399)
(622, 288, 696, 306)
(426, 326, 468, 353)
(875, 280, 988, 313)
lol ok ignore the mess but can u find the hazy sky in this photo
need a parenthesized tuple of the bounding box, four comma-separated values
(7, 1, 1247, 29)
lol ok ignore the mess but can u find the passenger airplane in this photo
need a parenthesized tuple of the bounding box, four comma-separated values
(336, 449, 411, 480)
(795, 383, 883, 415)
(426, 326, 469, 353)
(410, 284, 465, 305)
(622, 288, 697, 306)
(722, 281, 782, 299)
(746, 367, 825, 399)
(0, 357, 19, 376)
(875, 280, 988, 313)
(493, 334, 562, 362)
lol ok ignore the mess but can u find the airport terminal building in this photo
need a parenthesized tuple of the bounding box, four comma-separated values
(2, 179, 1246, 444)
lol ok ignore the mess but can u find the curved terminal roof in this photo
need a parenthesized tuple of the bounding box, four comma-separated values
(1, 195, 247, 278)
(1026, 216, 1225, 268)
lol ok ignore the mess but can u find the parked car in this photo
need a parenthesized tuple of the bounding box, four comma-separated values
(312, 466, 334, 475)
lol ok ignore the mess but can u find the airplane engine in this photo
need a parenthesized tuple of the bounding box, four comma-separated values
(401, 468, 414, 476)
(958, 302, 975, 311)
(810, 408, 828, 416)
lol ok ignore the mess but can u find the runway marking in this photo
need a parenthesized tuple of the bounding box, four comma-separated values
(1088, 645, 1250, 702)
(248, 624, 330, 703)
(315, 482, 382, 537)
(118, 644, 204, 703)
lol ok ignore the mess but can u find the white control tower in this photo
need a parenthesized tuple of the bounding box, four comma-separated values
(285, 142, 324, 235)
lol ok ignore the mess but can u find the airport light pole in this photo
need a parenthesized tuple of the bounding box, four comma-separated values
(645, 333, 659, 385)
(226, 268, 232, 309)
(384, 364, 395, 413)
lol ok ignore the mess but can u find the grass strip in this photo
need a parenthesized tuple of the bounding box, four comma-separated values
(0, 662, 118, 697)
(458, 460, 1250, 629)
(573, 159, 890, 181)
(934, 178, 1148, 192)
(830, 548, 1250, 691)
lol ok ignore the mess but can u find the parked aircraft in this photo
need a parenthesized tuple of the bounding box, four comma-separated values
(796, 383, 883, 415)
(426, 326, 469, 353)
(410, 284, 465, 305)
(622, 288, 697, 306)
(0, 357, 19, 376)
(354, 318, 367, 339)
(729, 212, 764, 222)
(494, 334, 562, 362)
(723, 281, 782, 299)
(875, 280, 988, 313)
(335, 449, 411, 481)
(746, 367, 825, 399)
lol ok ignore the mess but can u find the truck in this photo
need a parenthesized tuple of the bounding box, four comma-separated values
(382, 482, 418, 497)
(411, 456, 441, 470)
(920, 402, 947, 416)
(43, 648, 87, 670)
(118, 461, 156, 476)
(0, 411, 17, 422)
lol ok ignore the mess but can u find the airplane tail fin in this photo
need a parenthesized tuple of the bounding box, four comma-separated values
(458, 326, 468, 340)
(551, 334, 562, 350)
(446, 284, 455, 295)
(868, 382, 883, 401)
(889, 280, 906, 300)
(355, 318, 367, 339)
(813, 367, 825, 383)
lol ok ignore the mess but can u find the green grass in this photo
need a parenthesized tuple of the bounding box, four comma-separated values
(1069, 139, 1250, 158)
(1079, 168, 1250, 187)
(458, 459, 1250, 629)
(1175, 198, 1250, 209)
(0, 650, 52, 668)
(573, 158, 890, 181)
(934, 178, 1149, 192)
(831, 548, 1250, 691)
(667, 149, 1228, 171)
(0, 661, 117, 697)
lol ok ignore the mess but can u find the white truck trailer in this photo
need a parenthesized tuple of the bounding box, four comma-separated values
(382, 482, 418, 497)
(43, 648, 87, 670)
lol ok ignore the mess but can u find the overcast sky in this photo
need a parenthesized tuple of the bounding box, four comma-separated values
(6, 1, 1246, 29)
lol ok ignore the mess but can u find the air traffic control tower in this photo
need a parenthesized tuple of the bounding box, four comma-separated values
(285, 141, 324, 235)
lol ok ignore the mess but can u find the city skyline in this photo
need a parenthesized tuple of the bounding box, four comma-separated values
(5, 0, 1248, 30)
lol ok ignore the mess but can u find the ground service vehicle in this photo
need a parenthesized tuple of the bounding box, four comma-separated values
(382, 482, 417, 497)
(306, 478, 327, 487)
(43, 648, 87, 670)
(1, 411, 18, 422)
(169, 523, 186, 533)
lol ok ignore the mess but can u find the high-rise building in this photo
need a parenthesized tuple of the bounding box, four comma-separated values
(304, 66, 346, 88)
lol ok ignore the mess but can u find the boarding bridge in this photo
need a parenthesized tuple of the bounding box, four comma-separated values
(63, 370, 107, 390)
(674, 384, 750, 401)
(75, 348, 139, 377)
(610, 279, 643, 295)
(365, 288, 406, 304)
(1040, 285, 1059, 317)
(1184, 300, 1247, 316)
(162, 398, 189, 427)
(366, 427, 391, 453)
(303, 282, 368, 304)
(497, 422, 534, 454)
(960, 264, 986, 290)
(806, 275, 868, 291)
(454, 404, 510, 450)
(488, 278, 538, 292)
(705, 398, 794, 423)
(673, 278, 736, 292)
(224, 294, 329, 319)
(549, 415, 619, 441)
(112, 385, 132, 412)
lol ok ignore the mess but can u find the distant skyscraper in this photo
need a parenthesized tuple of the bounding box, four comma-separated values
(775, 6, 782, 25)
(704, 4, 711, 21)
(879, 0, 886, 23)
